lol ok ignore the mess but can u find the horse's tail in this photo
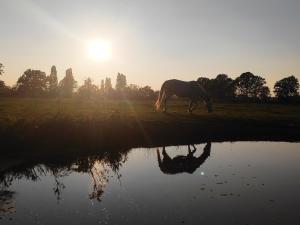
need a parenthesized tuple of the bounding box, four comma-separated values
(155, 83, 166, 110)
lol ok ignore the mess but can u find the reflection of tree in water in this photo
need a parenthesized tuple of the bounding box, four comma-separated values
(89, 161, 109, 201)
(0, 150, 129, 209)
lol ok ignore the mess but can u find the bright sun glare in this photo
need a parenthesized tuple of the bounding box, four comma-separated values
(86, 39, 112, 61)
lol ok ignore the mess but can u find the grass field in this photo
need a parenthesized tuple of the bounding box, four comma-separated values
(0, 97, 300, 154)
(1, 97, 300, 123)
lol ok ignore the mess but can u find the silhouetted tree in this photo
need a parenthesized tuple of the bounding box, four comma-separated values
(139, 85, 155, 99)
(197, 75, 235, 101)
(59, 68, 77, 97)
(211, 74, 235, 101)
(274, 76, 299, 99)
(0, 63, 4, 76)
(0, 64, 12, 97)
(47, 65, 58, 96)
(258, 86, 271, 101)
(0, 80, 11, 96)
(115, 73, 127, 91)
(78, 78, 99, 99)
(197, 77, 211, 89)
(15, 69, 47, 96)
(234, 72, 268, 99)
(100, 79, 105, 94)
(104, 77, 113, 95)
(0, 80, 5, 89)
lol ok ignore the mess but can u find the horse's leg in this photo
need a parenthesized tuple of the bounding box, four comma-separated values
(191, 144, 197, 152)
(188, 145, 196, 156)
(163, 94, 169, 113)
(188, 145, 192, 154)
(163, 97, 167, 112)
(188, 99, 197, 113)
(162, 147, 172, 161)
(191, 100, 199, 112)
(188, 100, 194, 113)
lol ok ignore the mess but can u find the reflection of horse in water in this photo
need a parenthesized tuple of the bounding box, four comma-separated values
(155, 79, 213, 113)
(156, 143, 211, 174)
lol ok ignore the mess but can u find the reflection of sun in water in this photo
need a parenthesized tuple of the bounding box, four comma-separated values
(86, 39, 112, 61)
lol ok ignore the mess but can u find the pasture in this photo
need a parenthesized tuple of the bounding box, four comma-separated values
(0, 97, 300, 154)
(1, 97, 300, 123)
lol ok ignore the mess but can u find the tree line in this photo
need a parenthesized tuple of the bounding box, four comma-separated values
(0, 63, 299, 103)
(0, 65, 156, 100)
(197, 72, 299, 103)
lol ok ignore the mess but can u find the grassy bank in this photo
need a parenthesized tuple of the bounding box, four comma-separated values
(1, 97, 300, 155)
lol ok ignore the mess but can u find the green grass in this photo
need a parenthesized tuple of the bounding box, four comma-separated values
(0, 97, 300, 124)
(0, 97, 299, 153)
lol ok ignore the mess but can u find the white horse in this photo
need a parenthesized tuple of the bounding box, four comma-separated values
(155, 79, 212, 113)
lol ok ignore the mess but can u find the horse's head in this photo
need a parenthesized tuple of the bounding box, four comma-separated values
(204, 96, 213, 113)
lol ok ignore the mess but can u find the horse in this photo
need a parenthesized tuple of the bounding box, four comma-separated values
(156, 143, 211, 174)
(155, 79, 212, 113)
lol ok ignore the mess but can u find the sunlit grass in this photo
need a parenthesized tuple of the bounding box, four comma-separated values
(1, 97, 299, 125)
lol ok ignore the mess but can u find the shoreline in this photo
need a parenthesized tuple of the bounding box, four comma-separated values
(1, 115, 299, 156)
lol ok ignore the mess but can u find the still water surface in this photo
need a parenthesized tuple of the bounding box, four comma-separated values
(0, 142, 300, 225)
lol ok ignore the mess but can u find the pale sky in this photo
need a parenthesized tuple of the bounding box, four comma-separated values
(1, 0, 299, 90)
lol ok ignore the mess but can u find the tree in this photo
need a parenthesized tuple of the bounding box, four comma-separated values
(234, 72, 268, 99)
(0, 63, 4, 76)
(197, 75, 235, 101)
(100, 79, 105, 94)
(115, 73, 127, 91)
(197, 77, 211, 89)
(274, 76, 299, 99)
(78, 78, 99, 99)
(59, 68, 77, 97)
(0, 80, 5, 88)
(139, 85, 155, 99)
(211, 74, 235, 101)
(0, 80, 11, 96)
(15, 69, 47, 96)
(258, 86, 271, 100)
(104, 77, 113, 94)
(0, 63, 9, 96)
(48, 65, 58, 96)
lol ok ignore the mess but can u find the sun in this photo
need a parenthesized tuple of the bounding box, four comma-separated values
(86, 39, 112, 61)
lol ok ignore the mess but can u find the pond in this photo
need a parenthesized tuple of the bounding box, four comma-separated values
(0, 142, 300, 225)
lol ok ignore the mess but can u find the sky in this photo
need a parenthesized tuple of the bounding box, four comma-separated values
(0, 0, 300, 90)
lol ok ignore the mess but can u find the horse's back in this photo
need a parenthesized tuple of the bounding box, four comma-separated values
(163, 79, 198, 97)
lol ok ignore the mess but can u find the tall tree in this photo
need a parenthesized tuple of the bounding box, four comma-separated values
(104, 77, 113, 94)
(99, 79, 105, 95)
(234, 72, 268, 99)
(48, 65, 58, 96)
(274, 76, 299, 99)
(59, 68, 77, 97)
(115, 73, 127, 91)
(15, 69, 47, 96)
